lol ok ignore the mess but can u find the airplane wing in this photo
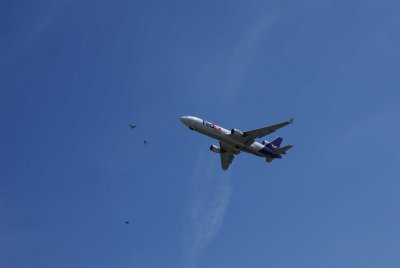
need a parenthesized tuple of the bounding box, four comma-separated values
(244, 119, 294, 139)
(219, 142, 237, 170)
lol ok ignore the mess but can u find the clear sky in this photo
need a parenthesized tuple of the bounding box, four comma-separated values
(1, 1, 400, 267)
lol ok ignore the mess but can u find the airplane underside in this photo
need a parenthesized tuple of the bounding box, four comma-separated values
(181, 116, 293, 170)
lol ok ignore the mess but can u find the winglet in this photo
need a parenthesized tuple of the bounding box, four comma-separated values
(288, 118, 294, 124)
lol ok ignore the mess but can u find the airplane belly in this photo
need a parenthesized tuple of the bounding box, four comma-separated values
(196, 127, 243, 147)
(248, 142, 266, 156)
(219, 136, 263, 156)
(195, 126, 225, 140)
(193, 122, 266, 157)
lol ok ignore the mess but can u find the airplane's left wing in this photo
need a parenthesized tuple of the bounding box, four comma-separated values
(244, 119, 294, 139)
(219, 142, 237, 170)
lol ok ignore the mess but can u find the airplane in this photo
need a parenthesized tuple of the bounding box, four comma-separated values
(180, 116, 294, 170)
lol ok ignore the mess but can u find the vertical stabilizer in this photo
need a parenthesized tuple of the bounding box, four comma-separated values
(271, 137, 283, 147)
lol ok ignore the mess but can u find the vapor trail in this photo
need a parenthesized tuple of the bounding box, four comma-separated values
(183, 153, 232, 268)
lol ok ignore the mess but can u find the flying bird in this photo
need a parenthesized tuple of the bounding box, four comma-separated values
(125, 221, 130, 224)
(128, 124, 137, 129)
(143, 140, 148, 145)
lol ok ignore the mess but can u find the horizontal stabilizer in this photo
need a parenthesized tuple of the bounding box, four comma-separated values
(266, 156, 274, 163)
(274, 145, 293, 155)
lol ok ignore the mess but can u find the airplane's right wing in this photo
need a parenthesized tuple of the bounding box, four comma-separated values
(219, 142, 238, 170)
(244, 119, 294, 139)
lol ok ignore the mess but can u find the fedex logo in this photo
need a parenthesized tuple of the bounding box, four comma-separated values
(203, 120, 221, 131)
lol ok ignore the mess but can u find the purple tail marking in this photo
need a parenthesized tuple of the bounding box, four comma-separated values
(271, 137, 283, 147)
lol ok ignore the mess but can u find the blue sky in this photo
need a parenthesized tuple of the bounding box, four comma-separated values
(1, 1, 400, 267)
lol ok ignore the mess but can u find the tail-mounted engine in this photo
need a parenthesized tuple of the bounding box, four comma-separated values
(230, 128, 244, 137)
(210, 145, 222, 153)
(262, 140, 276, 150)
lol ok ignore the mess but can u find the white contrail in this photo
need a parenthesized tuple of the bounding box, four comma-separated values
(182, 14, 282, 267)
(183, 152, 233, 268)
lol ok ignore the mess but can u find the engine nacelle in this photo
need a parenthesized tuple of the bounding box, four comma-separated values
(230, 128, 244, 137)
(210, 145, 222, 153)
(262, 140, 275, 150)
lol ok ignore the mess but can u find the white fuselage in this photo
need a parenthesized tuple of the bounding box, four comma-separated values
(180, 116, 266, 157)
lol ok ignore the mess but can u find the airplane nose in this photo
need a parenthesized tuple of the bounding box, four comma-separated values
(180, 116, 189, 126)
(181, 116, 195, 127)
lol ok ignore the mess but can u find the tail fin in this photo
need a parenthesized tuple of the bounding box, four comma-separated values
(271, 137, 283, 147)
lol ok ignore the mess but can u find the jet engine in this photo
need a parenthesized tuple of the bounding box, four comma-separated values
(210, 145, 222, 153)
(230, 128, 244, 137)
(262, 140, 275, 150)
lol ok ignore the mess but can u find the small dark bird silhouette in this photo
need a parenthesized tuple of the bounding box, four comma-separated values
(128, 124, 137, 129)
(144, 140, 148, 145)
(125, 221, 130, 224)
